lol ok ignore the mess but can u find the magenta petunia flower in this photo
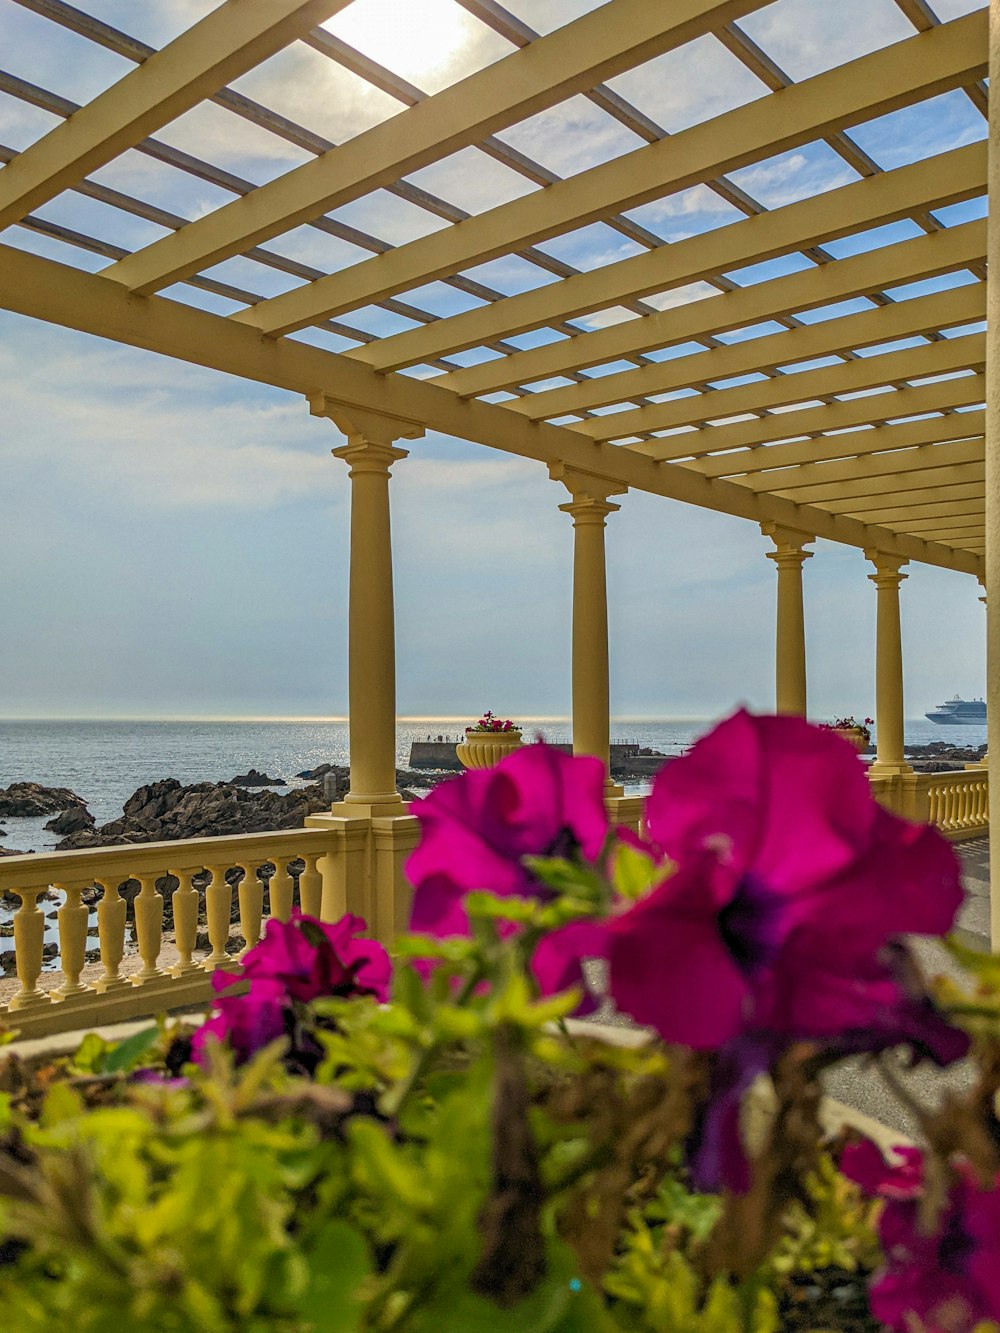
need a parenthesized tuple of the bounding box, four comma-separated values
(192, 912, 390, 1068)
(603, 712, 964, 1048)
(842, 1144, 1000, 1333)
(596, 712, 967, 1191)
(405, 742, 609, 938)
(241, 912, 392, 1005)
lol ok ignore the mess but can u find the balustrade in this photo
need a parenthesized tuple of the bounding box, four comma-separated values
(0, 829, 340, 1040)
(869, 767, 989, 840)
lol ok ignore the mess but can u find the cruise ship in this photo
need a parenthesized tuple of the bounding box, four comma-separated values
(925, 696, 987, 725)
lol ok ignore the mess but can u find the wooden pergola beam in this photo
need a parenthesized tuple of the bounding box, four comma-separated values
(0, 239, 980, 578)
(359, 144, 986, 381)
(232, 13, 987, 338)
(103, 0, 775, 296)
(589, 333, 983, 443)
(769, 460, 985, 505)
(0, 0, 346, 231)
(505, 270, 985, 420)
(688, 414, 986, 476)
(826, 488, 986, 519)
(734, 437, 985, 493)
(631, 372, 986, 460)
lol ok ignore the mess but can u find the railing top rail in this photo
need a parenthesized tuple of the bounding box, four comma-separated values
(920, 769, 989, 788)
(0, 826, 339, 892)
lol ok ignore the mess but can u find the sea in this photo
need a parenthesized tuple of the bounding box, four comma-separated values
(0, 714, 988, 857)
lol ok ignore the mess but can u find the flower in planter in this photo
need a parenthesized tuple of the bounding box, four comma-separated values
(821, 715, 875, 745)
(406, 742, 608, 938)
(465, 710, 520, 734)
(842, 1141, 1000, 1333)
(192, 912, 390, 1069)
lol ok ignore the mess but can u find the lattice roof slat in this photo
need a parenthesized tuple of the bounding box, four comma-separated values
(0, 0, 992, 575)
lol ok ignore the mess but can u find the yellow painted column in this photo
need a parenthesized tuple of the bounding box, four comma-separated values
(865, 550, 912, 777)
(986, 0, 1000, 948)
(550, 463, 626, 791)
(761, 523, 814, 717)
(309, 395, 423, 815)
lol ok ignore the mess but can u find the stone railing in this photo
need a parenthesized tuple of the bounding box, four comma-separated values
(869, 767, 989, 841)
(923, 769, 989, 839)
(0, 828, 342, 1041)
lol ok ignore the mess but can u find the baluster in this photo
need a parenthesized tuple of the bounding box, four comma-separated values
(946, 786, 958, 832)
(299, 853, 322, 918)
(53, 879, 91, 998)
(958, 783, 970, 829)
(269, 859, 294, 923)
(132, 873, 165, 983)
(238, 863, 263, 955)
(169, 867, 202, 976)
(203, 863, 235, 970)
(8, 885, 51, 1011)
(96, 873, 129, 992)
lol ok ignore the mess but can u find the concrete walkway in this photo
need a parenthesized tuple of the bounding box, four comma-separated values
(587, 838, 993, 1138)
(812, 837, 990, 1136)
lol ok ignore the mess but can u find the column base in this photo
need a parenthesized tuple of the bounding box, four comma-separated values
(867, 762, 914, 778)
(606, 793, 643, 833)
(304, 808, 419, 942)
(329, 793, 409, 818)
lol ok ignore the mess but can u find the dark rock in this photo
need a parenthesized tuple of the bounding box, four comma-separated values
(55, 778, 330, 851)
(0, 782, 89, 818)
(0, 848, 31, 858)
(44, 806, 96, 835)
(0, 828, 5, 837)
(231, 769, 285, 787)
(295, 762, 347, 781)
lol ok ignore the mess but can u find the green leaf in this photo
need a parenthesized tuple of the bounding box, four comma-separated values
(103, 1025, 161, 1075)
(71, 1032, 111, 1074)
(610, 843, 673, 903)
(293, 1220, 371, 1330)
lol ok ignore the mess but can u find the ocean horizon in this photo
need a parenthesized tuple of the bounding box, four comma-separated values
(1, 713, 987, 856)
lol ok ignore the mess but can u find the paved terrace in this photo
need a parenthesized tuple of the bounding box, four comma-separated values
(587, 838, 992, 1138)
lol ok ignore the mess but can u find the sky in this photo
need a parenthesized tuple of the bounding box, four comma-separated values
(0, 0, 988, 722)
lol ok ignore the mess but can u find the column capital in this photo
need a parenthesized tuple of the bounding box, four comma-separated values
(865, 549, 909, 586)
(760, 522, 815, 558)
(308, 392, 425, 447)
(332, 438, 409, 476)
(559, 496, 621, 525)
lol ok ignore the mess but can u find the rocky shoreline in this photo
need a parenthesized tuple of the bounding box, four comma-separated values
(0, 764, 450, 859)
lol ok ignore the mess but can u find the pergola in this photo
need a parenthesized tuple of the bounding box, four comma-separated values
(1, 0, 997, 980)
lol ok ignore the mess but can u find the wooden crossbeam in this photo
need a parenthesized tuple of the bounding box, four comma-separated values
(504, 269, 981, 415)
(514, 282, 983, 424)
(766, 460, 985, 504)
(580, 332, 983, 442)
(825, 486, 985, 517)
(732, 437, 985, 493)
(687, 413, 986, 476)
(0, 0, 345, 231)
(230, 12, 987, 338)
(630, 372, 986, 460)
(104, 0, 776, 296)
(359, 142, 986, 380)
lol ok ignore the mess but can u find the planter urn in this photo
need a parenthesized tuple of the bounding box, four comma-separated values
(834, 726, 869, 752)
(455, 730, 523, 770)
